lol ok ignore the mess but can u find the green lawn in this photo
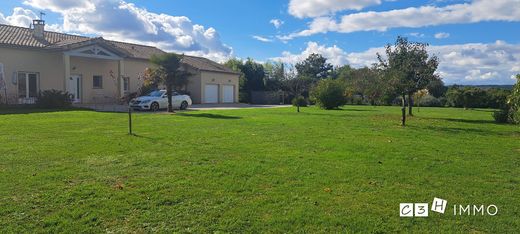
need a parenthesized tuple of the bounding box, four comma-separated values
(0, 106, 518, 233)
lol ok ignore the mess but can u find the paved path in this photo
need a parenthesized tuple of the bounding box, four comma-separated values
(74, 103, 290, 112)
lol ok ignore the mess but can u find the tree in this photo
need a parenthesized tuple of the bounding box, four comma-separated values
(223, 58, 247, 102)
(427, 77, 447, 98)
(445, 85, 464, 107)
(148, 53, 189, 112)
(282, 67, 310, 112)
(239, 59, 266, 103)
(263, 61, 285, 91)
(506, 74, 520, 124)
(377, 36, 439, 126)
(461, 87, 488, 109)
(413, 89, 429, 112)
(311, 79, 347, 110)
(295, 53, 333, 81)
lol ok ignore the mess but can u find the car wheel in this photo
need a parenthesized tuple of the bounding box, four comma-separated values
(180, 101, 188, 110)
(150, 102, 160, 112)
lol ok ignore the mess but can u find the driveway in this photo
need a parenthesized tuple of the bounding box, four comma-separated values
(75, 103, 290, 112)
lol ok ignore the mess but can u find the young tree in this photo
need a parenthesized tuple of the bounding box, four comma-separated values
(295, 53, 333, 81)
(283, 67, 310, 112)
(377, 36, 439, 125)
(148, 53, 189, 112)
(413, 89, 429, 112)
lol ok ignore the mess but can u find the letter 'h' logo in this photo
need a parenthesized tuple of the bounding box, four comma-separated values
(400, 198, 447, 217)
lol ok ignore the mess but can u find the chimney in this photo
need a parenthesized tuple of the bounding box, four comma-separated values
(32, 19, 45, 39)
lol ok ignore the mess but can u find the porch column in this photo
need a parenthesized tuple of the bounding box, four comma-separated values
(63, 54, 70, 91)
(118, 59, 125, 97)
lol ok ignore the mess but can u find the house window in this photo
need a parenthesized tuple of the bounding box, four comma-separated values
(17, 72, 39, 103)
(123, 77, 130, 92)
(93, 75, 103, 89)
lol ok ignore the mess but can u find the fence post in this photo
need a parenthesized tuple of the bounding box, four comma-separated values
(128, 105, 133, 135)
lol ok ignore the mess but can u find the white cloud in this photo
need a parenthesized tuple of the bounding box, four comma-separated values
(283, 0, 520, 39)
(409, 32, 425, 38)
(271, 41, 349, 66)
(252, 35, 273, 42)
(435, 32, 450, 39)
(288, 0, 382, 18)
(272, 40, 520, 85)
(19, 0, 233, 62)
(269, 19, 284, 29)
(0, 7, 38, 27)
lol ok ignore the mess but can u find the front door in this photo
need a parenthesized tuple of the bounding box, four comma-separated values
(67, 75, 82, 103)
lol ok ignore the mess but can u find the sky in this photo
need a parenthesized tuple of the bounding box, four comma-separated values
(1, 0, 520, 85)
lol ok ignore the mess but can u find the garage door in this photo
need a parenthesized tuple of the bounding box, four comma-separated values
(223, 85, 234, 103)
(204, 84, 219, 103)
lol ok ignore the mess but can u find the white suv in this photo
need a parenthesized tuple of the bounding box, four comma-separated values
(130, 90, 192, 111)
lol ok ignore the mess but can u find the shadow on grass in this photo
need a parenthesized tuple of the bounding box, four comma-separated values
(176, 113, 242, 119)
(0, 107, 89, 115)
(423, 117, 496, 124)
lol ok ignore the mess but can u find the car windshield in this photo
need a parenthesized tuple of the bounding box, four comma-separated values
(147, 91, 164, 97)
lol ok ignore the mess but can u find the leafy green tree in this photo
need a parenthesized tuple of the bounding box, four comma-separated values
(333, 64, 354, 80)
(295, 53, 333, 81)
(224, 58, 247, 102)
(486, 88, 510, 109)
(377, 36, 439, 125)
(148, 53, 189, 112)
(341, 66, 384, 105)
(427, 77, 447, 98)
(263, 61, 285, 91)
(445, 85, 464, 107)
(507, 74, 520, 123)
(311, 79, 347, 109)
(238, 59, 266, 103)
(461, 87, 488, 109)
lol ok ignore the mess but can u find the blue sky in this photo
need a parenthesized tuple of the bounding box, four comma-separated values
(1, 0, 520, 85)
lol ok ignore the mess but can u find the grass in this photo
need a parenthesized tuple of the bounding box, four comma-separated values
(0, 106, 518, 233)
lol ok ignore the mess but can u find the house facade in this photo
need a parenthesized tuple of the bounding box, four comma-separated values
(0, 20, 240, 105)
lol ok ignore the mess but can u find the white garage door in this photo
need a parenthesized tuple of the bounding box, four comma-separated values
(204, 84, 219, 103)
(223, 85, 234, 103)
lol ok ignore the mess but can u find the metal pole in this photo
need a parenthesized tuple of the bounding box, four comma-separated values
(128, 105, 133, 135)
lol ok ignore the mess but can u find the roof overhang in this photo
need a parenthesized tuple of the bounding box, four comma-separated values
(60, 38, 131, 60)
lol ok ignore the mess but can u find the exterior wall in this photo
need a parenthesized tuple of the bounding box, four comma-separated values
(122, 58, 152, 95)
(0, 46, 238, 105)
(185, 67, 202, 104)
(69, 56, 119, 104)
(0, 47, 64, 104)
(200, 71, 240, 104)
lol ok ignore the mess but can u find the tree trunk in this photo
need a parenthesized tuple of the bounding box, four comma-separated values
(297, 104, 300, 113)
(401, 94, 406, 126)
(408, 92, 414, 116)
(167, 85, 174, 113)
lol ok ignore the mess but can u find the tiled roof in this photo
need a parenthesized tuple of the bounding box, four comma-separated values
(183, 55, 239, 75)
(0, 24, 238, 74)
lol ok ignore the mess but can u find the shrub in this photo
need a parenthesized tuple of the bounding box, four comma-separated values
(291, 96, 308, 107)
(311, 79, 347, 109)
(493, 109, 510, 123)
(36, 90, 73, 108)
(418, 95, 442, 107)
